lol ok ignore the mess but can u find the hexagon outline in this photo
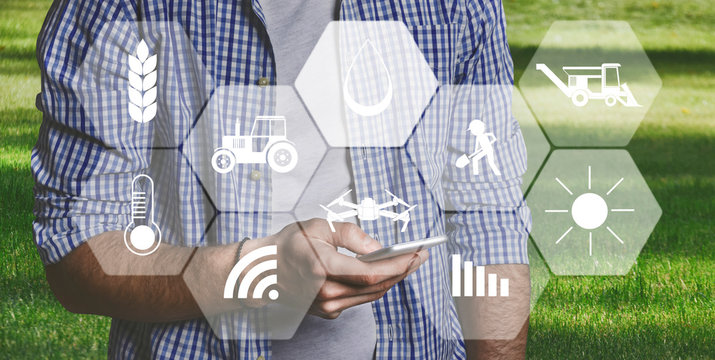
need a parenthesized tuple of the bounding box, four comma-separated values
(75, 21, 213, 150)
(182, 212, 328, 340)
(527, 149, 662, 275)
(296, 21, 438, 148)
(86, 148, 207, 276)
(182, 85, 327, 213)
(519, 21, 662, 147)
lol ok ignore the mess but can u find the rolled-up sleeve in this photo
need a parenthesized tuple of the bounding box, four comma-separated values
(444, 0, 530, 265)
(32, 0, 143, 265)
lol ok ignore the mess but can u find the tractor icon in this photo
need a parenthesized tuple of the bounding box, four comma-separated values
(536, 63, 641, 107)
(211, 116, 298, 174)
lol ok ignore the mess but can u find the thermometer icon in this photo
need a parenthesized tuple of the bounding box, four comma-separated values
(124, 174, 162, 256)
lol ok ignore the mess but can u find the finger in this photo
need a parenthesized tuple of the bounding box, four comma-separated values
(333, 222, 383, 254)
(308, 300, 343, 320)
(299, 219, 382, 255)
(318, 260, 421, 300)
(310, 308, 342, 320)
(313, 290, 391, 319)
(319, 251, 427, 299)
(308, 251, 429, 319)
(317, 271, 407, 300)
(325, 251, 427, 286)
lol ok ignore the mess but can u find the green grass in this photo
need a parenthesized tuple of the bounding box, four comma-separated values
(504, 0, 714, 358)
(0, 1, 111, 358)
(1, 0, 713, 358)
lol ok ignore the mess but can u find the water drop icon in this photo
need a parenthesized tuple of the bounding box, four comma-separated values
(342, 39, 394, 117)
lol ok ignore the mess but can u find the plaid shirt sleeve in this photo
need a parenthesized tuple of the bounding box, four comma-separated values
(444, 0, 530, 265)
(32, 0, 142, 265)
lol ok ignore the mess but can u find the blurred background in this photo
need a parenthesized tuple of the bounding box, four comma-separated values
(1, 0, 712, 358)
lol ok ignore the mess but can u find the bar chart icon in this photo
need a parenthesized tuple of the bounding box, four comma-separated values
(451, 254, 510, 297)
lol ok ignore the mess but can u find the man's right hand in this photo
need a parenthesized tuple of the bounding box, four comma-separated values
(245, 219, 429, 319)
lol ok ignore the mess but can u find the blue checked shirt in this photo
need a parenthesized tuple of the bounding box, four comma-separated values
(33, 0, 530, 359)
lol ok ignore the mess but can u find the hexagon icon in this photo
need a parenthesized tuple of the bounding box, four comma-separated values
(183, 213, 332, 340)
(293, 147, 445, 275)
(293, 147, 444, 239)
(182, 212, 326, 340)
(296, 21, 438, 147)
(452, 258, 534, 341)
(75, 21, 212, 149)
(448, 221, 545, 341)
(396, 85, 548, 207)
(86, 148, 205, 276)
(519, 21, 661, 146)
(527, 150, 661, 275)
(182, 85, 327, 213)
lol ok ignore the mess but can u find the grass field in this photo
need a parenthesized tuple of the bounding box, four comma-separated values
(1, 0, 713, 358)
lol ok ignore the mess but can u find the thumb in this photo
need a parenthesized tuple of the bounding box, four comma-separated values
(330, 222, 382, 255)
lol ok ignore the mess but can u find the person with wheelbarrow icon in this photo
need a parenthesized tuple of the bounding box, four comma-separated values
(455, 119, 501, 176)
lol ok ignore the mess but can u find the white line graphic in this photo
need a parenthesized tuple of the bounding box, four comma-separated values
(127, 40, 158, 123)
(451, 256, 510, 298)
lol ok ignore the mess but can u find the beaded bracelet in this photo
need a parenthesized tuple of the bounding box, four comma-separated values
(235, 237, 251, 264)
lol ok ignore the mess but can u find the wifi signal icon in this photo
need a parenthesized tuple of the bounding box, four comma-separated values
(223, 245, 279, 300)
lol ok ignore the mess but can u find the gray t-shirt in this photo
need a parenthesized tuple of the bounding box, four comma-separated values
(260, 1, 377, 359)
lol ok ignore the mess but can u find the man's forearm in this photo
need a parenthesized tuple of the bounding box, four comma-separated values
(455, 264, 530, 359)
(464, 317, 528, 360)
(45, 231, 240, 322)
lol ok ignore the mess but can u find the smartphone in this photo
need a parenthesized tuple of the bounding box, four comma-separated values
(356, 235, 448, 262)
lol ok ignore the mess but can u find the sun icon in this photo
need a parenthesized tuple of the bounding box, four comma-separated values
(545, 166, 635, 256)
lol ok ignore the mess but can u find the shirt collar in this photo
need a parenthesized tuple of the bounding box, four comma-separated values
(249, 0, 267, 26)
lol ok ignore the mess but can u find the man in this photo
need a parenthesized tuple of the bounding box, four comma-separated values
(33, 0, 531, 358)
(465, 119, 501, 176)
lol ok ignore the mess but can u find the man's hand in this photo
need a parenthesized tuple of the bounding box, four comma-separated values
(245, 219, 429, 319)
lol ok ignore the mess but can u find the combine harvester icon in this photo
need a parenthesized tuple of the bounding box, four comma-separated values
(536, 63, 641, 107)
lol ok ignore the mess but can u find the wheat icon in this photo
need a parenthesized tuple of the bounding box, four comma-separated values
(127, 39, 158, 123)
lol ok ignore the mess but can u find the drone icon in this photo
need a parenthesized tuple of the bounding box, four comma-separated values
(321, 189, 417, 232)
